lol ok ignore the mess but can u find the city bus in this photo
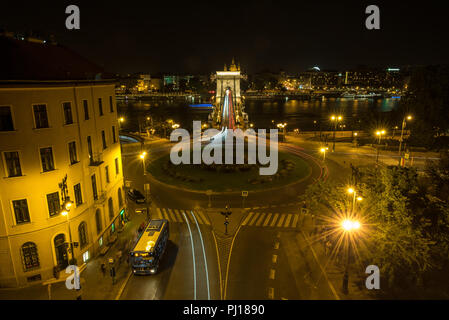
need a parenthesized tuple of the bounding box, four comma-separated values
(130, 219, 169, 275)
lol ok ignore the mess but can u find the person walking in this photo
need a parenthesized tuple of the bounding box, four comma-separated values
(101, 262, 106, 277)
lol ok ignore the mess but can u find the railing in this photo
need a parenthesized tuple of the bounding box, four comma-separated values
(89, 152, 104, 166)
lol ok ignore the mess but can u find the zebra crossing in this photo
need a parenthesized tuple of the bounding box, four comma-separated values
(241, 212, 300, 229)
(154, 208, 211, 226)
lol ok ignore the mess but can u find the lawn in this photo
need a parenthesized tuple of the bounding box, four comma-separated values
(147, 151, 311, 192)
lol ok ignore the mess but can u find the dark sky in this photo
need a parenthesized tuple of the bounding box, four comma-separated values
(2, 0, 449, 74)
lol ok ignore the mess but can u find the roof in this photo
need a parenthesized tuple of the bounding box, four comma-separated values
(0, 35, 114, 81)
(133, 220, 168, 253)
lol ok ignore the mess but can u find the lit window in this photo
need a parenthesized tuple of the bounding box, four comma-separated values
(82, 251, 89, 263)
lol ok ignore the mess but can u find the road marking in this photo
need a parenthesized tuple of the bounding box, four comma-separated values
(272, 254, 278, 264)
(211, 231, 223, 300)
(174, 209, 183, 222)
(270, 214, 279, 227)
(269, 269, 276, 280)
(182, 210, 195, 224)
(190, 211, 210, 300)
(292, 214, 299, 228)
(268, 287, 274, 299)
(224, 223, 244, 300)
(255, 213, 266, 226)
(241, 212, 254, 226)
(277, 214, 286, 227)
(274, 241, 280, 250)
(248, 212, 260, 225)
(182, 211, 196, 300)
(167, 209, 178, 222)
(284, 214, 292, 228)
(161, 208, 169, 220)
(197, 210, 210, 225)
(262, 213, 273, 227)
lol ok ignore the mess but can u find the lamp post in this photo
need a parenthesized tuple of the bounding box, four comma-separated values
(140, 152, 147, 176)
(341, 218, 361, 295)
(59, 175, 75, 264)
(375, 130, 386, 163)
(277, 123, 287, 142)
(320, 147, 329, 161)
(398, 115, 412, 156)
(220, 205, 232, 235)
(347, 187, 362, 214)
(330, 115, 342, 152)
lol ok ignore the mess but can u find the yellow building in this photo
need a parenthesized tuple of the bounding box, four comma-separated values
(0, 35, 125, 287)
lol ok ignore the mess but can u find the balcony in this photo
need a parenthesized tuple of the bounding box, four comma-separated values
(94, 191, 107, 205)
(89, 152, 104, 166)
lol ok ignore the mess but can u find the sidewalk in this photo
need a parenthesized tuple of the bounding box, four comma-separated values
(0, 207, 147, 300)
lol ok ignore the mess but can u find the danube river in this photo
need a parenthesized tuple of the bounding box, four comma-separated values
(117, 97, 399, 132)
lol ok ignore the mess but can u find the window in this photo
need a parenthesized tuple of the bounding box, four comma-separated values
(91, 174, 98, 200)
(95, 209, 102, 234)
(105, 165, 110, 183)
(82, 251, 89, 263)
(68, 141, 78, 165)
(40, 147, 55, 172)
(13, 199, 30, 224)
(108, 197, 114, 219)
(98, 98, 103, 116)
(101, 130, 107, 149)
(83, 100, 89, 120)
(21, 242, 39, 271)
(78, 222, 88, 248)
(4, 151, 22, 177)
(46, 192, 60, 217)
(118, 188, 123, 208)
(87, 136, 93, 161)
(0, 106, 14, 131)
(112, 126, 117, 143)
(109, 96, 114, 113)
(33, 104, 49, 128)
(62, 102, 73, 125)
(74, 183, 83, 206)
(115, 158, 119, 175)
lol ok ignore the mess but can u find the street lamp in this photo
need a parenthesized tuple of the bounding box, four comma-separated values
(59, 175, 75, 265)
(140, 152, 147, 176)
(347, 187, 362, 213)
(172, 123, 180, 129)
(398, 115, 412, 156)
(341, 218, 361, 295)
(375, 130, 386, 163)
(320, 147, 329, 161)
(330, 115, 343, 152)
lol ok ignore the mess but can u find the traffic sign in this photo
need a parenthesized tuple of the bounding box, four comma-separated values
(242, 191, 248, 197)
(125, 180, 131, 188)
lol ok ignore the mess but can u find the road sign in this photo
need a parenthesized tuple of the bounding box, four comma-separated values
(125, 180, 131, 188)
(242, 191, 248, 197)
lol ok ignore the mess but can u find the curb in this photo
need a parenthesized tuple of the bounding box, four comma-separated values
(115, 270, 133, 300)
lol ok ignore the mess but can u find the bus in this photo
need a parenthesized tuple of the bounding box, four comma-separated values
(130, 219, 169, 275)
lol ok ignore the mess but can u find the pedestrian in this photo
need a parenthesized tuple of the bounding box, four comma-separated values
(101, 262, 106, 277)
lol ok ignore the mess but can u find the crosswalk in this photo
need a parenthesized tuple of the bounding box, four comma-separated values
(241, 212, 300, 229)
(153, 208, 211, 226)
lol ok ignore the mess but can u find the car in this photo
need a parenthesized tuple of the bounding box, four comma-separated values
(127, 188, 146, 204)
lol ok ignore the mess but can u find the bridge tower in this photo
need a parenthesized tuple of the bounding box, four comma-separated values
(209, 59, 248, 129)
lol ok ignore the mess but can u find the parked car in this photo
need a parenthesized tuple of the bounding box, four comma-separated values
(127, 188, 146, 203)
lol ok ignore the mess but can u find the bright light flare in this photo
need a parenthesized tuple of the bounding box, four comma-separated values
(341, 219, 361, 231)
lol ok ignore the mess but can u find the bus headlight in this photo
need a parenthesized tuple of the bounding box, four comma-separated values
(150, 268, 156, 274)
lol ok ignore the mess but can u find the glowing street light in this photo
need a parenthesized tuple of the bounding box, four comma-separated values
(341, 217, 362, 294)
(399, 115, 413, 156)
(140, 152, 147, 175)
(375, 130, 386, 163)
(172, 123, 180, 129)
(320, 147, 329, 161)
(330, 115, 343, 152)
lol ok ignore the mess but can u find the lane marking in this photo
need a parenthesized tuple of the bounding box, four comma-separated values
(241, 212, 254, 226)
(190, 211, 211, 300)
(269, 269, 276, 280)
(268, 287, 274, 299)
(255, 213, 266, 226)
(262, 213, 273, 227)
(292, 214, 299, 228)
(272, 254, 278, 264)
(182, 211, 196, 300)
(167, 209, 178, 222)
(183, 210, 195, 224)
(270, 214, 279, 227)
(161, 208, 169, 220)
(211, 231, 223, 300)
(174, 209, 183, 222)
(197, 210, 210, 225)
(284, 214, 292, 228)
(274, 242, 280, 250)
(224, 223, 244, 300)
(277, 214, 286, 228)
(156, 208, 163, 219)
(248, 212, 260, 226)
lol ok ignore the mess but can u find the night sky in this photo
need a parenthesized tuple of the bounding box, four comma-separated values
(2, 0, 449, 74)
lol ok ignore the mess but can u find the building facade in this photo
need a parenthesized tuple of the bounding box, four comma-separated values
(0, 80, 125, 288)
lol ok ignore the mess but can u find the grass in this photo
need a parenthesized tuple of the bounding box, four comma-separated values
(147, 151, 311, 192)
